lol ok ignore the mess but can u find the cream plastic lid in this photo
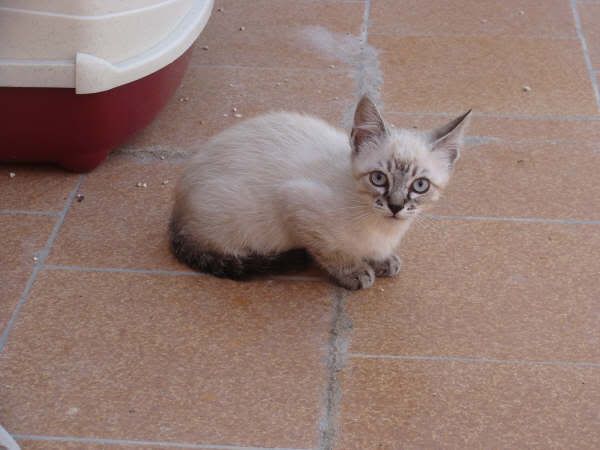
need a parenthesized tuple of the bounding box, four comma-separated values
(0, 0, 213, 93)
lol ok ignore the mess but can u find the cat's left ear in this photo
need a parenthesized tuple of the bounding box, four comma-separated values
(351, 96, 389, 154)
(428, 109, 472, 168)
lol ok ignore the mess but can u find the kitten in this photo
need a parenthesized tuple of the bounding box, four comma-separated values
(170, 96, 470, 289)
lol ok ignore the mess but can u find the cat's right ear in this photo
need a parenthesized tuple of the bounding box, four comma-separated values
(351, 96, 388, 154)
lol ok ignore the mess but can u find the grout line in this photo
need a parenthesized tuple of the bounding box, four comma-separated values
(362, 0, 372, 38)
(571, 0, 600, 111)
(41, 264, 323, 282)
(0, 209, 61, 216)
(190, 62, 354, 74)
(318, 289, 352, 450)
(369, 31, 578, 40)
(425, 215, 600, 225)
(463, 136, 600, 146)
(386, 111, 600, 121)
(348, 354, 600, 368)
(42, 264, 206, 277)
(0, 175, 84, 354)
(12, 435, 309, 450)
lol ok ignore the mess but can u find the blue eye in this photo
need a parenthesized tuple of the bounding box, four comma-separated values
(369, 171, 387, 187)
(411, 178, 430, 193)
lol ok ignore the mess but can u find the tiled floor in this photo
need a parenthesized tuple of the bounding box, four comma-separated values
(2, 1, 600, 449)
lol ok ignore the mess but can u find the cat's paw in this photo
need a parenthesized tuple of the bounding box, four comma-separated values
(370, 255, 402, 277)
(334, 265, 375, 290)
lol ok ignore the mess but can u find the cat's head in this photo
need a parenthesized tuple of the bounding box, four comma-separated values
(350, 96, 470, 220)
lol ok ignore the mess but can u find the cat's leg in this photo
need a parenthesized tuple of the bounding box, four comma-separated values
(368, 254, 402, 277)
(309, 248, 375, 290)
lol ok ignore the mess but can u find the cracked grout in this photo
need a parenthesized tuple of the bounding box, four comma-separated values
(0, 175, 85, 354)
(318, 3, 371, 449)
(318, 288, 352, 450)
(348, 354, 600, 368)
(12, 435, 309, 450)
(571, 0, 600, 111)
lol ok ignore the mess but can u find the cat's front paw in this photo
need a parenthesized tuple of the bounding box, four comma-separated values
(370, 254, 402, 277)
(334, 265, 375, 290)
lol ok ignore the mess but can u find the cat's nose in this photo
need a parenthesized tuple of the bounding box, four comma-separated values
(388, 202, 404, 215)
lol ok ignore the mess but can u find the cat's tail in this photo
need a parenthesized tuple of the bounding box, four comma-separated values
(169, 217, 311, 280)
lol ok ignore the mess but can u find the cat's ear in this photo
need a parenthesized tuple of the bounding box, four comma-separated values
(428, 110, 472, 167)
(351, 96, 388, 153)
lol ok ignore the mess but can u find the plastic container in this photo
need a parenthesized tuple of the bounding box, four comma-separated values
(0, 0, 213, 171)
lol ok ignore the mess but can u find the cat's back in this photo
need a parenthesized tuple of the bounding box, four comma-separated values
(188, 111, 348, 173)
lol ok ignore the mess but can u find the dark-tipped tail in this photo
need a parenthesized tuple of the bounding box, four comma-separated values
(169, 219, 311, 280)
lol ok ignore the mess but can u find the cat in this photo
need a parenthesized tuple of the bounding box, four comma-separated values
(170, 96, 470, 290)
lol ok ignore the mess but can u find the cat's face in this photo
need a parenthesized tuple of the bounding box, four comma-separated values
(350, 96, 470, 220)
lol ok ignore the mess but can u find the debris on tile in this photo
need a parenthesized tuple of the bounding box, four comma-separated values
(333, 96, 339, 100)
(275, 82, 282, 86)
(9, 172, 16, 178)
(76, 194, 84, 202)
(380, 288, 385, 292)
(66, 407, 79, 416)
(178, 97, 190, 103)
(518, 10, 525, 15)
(217, 7, 224, 12)
(199, 120, 204, 125)
(234, 113, 243, 118)
(162, 180, 169, 185)
(517, 159, 525, 164)
(329, 64, 336, 69)
(232, 107, 238, 112)
(522, 85, 531, 92)
(239, 26, 246, 31)
(159, 155, 166, 160)
(201, 45, 209, 50)
(135, 182, 148, 188)
(33, 256, 39, 262)
(228, 83, 235, 87)
(223, 113, 229, 117)
(480, 19, 488, 24)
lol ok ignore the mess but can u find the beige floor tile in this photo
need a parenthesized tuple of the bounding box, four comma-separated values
(0, 215, 56, 271)
(1, 270, 29, 339)
(437, 141, 600, 220)
(337, 358, 600, 449)
(371, 35, 598, 116)
(348, 220, 600, 363)
(46, 157, 185, 271)
(0, 270, 332, 448)
(192, 0, 364, 69)
(18, 442, 156, 450)
(0, 166, 79, 213)
(0, 214, 56, 334)
(370, 0, 576, 38)
(123, 65, 356, 151)
(386, 113, 600, 143)
(579, 3, 600, 70)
